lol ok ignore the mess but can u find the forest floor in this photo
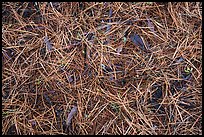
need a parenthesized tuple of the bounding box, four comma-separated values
(2, 2, 202, 135)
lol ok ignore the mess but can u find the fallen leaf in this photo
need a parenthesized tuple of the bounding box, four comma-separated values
(44, 36, 52, 51)
(147, 18, 156, 35)
(116, 45, 123, 53)
(130, 33, 146, 51)
(176, 57, 185, 63)
(43, 94, 53, 106)
(66, 106, 78, 127)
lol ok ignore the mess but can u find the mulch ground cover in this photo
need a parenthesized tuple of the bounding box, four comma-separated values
(2, 2, 202, 135)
